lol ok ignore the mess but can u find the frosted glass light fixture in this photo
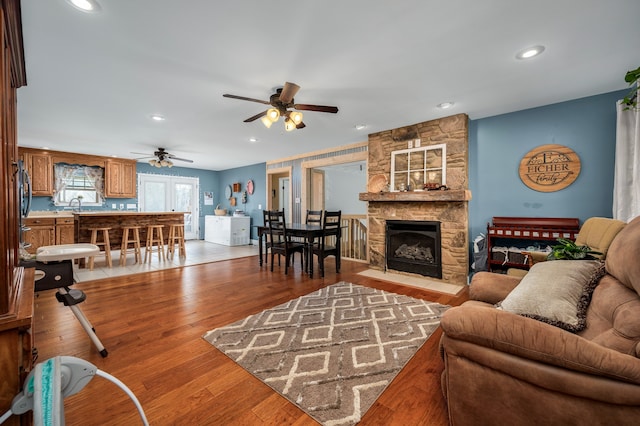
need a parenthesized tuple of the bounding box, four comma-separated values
(284, 118, 296, 132)
(261, 116, 273, 128)
(266, 108, 280, 122)
(289, 111, 303, 125)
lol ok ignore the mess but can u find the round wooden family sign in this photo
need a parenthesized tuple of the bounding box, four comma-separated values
(519, 144, 581, 192)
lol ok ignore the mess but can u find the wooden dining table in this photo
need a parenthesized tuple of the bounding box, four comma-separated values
(256, 223, 327, 277)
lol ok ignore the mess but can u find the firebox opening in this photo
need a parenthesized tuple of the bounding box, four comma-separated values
(385, 220, 442, 279)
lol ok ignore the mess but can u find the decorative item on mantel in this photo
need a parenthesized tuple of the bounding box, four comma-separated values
(424, 183, 449, 191)
(368, 174, 388, 193)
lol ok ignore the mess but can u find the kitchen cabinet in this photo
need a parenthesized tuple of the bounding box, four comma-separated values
(21, 148, 53, 196)
(23, 216, 83, 253)
(55, 216, 75, 245)
(205, 215, 250, 246)
(105, 158, 137, 198)
(22, 217, 55, 254)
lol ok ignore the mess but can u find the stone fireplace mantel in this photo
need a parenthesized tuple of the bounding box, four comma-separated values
(359, 189, 471, 202)
(365, 113, 470, 285)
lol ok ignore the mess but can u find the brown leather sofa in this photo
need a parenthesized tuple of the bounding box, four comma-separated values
(440, 215, 640, 425)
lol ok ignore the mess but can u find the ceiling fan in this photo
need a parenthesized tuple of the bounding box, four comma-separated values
(223, 82, 339, 131)
(132, 148, 194, 168)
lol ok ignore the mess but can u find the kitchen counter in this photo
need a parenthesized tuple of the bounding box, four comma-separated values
(74, 211, 189, 247)
(28, 211, 189, 218)
(74, 211, 188, 216)
(27, 211, 74, 218)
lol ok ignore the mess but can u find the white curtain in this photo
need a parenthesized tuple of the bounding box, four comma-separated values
(613, 99, 640, 222)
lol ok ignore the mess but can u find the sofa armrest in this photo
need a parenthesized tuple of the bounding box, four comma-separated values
(441, 304, 640, 385)
(468, 271, 521, 304)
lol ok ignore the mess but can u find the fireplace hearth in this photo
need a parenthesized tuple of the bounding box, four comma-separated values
(385, 220, 442, 279)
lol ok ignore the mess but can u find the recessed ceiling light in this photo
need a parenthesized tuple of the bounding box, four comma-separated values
(249, 137, 258, 143)
(67, 0, 101, 13)
(354, 124, 366, 130)
(437, 102, 455, 110)
(516, 45, 545, 60)
(150, 114, 165, 122)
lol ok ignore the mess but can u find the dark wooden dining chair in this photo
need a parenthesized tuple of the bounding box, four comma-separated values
(267, 209, 305, 274)
(311, 210, 342, 277)
(262, 209, 274, 265)
(306, 210, 323, 225)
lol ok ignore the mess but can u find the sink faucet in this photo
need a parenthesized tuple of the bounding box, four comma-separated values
(68, 196, 82, 212)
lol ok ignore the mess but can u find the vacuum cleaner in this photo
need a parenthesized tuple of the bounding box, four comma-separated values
(0, 356, 149, 425)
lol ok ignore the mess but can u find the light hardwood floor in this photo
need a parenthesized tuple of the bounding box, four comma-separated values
(33, 254, 468, 425)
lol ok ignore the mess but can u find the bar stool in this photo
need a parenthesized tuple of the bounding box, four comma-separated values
(88, 227, 112, 270)
(144, 224, 166, 263)
(120, 225, 142, 266)
(166, 223, 186, 259)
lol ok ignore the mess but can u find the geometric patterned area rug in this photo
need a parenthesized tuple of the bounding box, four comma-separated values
(203, 281, 450, 425)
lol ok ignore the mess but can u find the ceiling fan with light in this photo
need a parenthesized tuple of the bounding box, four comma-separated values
(223, 82, 339, 131)
(132, 148, 194, 168)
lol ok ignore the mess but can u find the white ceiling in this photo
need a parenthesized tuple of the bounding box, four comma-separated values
(17, 0, 640, 171)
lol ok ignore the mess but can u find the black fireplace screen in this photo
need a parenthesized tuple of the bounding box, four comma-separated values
(385, 220, 442, 279)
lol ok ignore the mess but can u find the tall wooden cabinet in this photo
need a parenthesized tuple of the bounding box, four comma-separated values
(105, 158, 136, 198)
(0, 2, 33, 425)
(20, 148, 52, 196)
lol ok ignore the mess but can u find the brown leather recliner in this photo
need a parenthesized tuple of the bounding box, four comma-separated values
(440, 215, 640, 426)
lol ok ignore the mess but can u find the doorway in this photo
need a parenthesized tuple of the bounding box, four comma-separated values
(279, 177, 291, 222)
(267, 167, 292, 223)
(138, 174, 199, 240)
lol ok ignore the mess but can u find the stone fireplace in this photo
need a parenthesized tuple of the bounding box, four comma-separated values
(386, 220, 442, 279)
(359, 113, 471, 285)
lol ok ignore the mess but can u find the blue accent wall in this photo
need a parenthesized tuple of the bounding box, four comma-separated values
(218, 163, 267, 239)
(468, 89, 627, 241)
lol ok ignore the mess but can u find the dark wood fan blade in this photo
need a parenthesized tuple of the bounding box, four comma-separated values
(294, 104, 339, 113)
(296, 121, 306, 129)
(168, 157, 194, 163)
(279, 82, 300, 104)
(223, 94, 270, 105)
(244, 110, 267, 122)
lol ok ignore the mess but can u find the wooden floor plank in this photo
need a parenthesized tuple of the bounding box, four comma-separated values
(32, 255, 468, 425)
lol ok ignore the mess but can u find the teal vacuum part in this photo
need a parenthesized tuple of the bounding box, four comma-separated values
(6, 356, 149, 425)
(32, 357, 62, 426)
